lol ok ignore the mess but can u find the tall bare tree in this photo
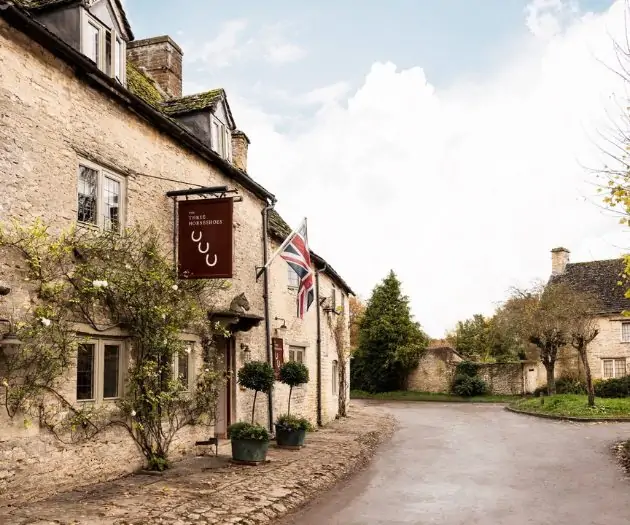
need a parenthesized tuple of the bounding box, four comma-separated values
(501, 283, 575, 395)
(568, 292, 601, 407)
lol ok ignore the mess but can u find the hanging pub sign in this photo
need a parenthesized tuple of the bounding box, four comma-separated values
(272, 337, 284, 378)
(178, 198, 233, 279)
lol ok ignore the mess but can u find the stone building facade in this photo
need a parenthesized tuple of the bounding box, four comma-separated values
(0, 0, 352, 505)
(550, 247, 630, 381)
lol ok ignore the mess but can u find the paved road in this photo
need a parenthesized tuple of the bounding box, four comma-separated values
(280, 402, 630, 525)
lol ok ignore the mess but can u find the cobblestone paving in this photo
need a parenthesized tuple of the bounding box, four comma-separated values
(0, 402, 395, 525)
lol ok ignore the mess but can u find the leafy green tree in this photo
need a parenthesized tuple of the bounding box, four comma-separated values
(351, 271, 428, 392)
(447, 313, 524, 362)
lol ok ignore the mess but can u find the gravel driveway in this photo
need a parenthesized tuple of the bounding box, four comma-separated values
(281, 402, 630, 525)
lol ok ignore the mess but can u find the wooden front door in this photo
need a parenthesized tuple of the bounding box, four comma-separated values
(215, 336, 234, 438)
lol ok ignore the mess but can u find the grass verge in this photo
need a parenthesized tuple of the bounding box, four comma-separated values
(510, 394, 630, 419)
(350, 390, 518, 403)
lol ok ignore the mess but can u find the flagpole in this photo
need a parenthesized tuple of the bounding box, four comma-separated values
(256, 217, 306, 279)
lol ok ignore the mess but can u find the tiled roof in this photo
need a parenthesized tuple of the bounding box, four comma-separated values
(267, 209, 292, 240)
(550, 258, 630, 315)
(267, 210, 354, 295)
(16, 0, 134, 40)
(161, 89, 225, 116)
(126, 62, 164, 107)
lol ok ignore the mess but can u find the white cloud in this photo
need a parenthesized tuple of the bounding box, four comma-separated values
(298, 82, 352, 106)
(231, 0, 628, 337)
(264, 42, 307, 64)
(184, 19, 305, 69)
(525, 0, 580, 39)
(184, 19, 249, 68)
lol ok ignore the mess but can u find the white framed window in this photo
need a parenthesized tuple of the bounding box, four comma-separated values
(210, 116, 232, 161)
(288, 266, 300, 288)
(76, 340, 124, 403)
(332, 360, 338, 395)
(173, 342, 194, 391)
(288, 345, 305, 364)
(77, 160, 125, 232)
(340, 292, 345, 313)
(331, 286, 337, 309)
(602, 358, 627, 379)
(81, 9, 126, 83)
(622, 322, 630, 343)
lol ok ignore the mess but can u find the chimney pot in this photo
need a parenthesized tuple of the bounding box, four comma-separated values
(127, 36, 183, 99)
(551, 247, 570, 275)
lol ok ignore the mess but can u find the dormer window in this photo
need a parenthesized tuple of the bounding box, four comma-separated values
(81, 9, 126, 84)
(211, 117, 232, 161)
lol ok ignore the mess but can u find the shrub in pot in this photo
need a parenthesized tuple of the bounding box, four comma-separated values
(228, 360, 275, 463)
(275, 361, 310, 448)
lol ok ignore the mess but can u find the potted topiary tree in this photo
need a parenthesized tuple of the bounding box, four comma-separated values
(275, 361, 312, 449)
(228, 360, 275, 464)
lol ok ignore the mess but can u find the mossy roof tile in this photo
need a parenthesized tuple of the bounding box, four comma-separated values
(160, 89, 225, 116)
(126, 62, 164, 107)
(550, 258, 630, 314)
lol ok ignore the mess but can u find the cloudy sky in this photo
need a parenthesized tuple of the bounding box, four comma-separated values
(126, 0, 628, 337)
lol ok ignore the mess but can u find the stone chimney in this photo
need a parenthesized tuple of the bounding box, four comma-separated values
(232, 130, 250, 172)
(551, 247, 570, 275)
(127, 36, 183, 99)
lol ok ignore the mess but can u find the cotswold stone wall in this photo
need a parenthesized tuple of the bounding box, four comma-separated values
(407, 348, 461, 393)
(408, 352, 541, 395)
(0, 19, 269, 504)
(476, 363, 525, 395)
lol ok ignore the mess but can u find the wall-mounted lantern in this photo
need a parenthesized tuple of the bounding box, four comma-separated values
(274, 317, 287, 336)
(0, 319, 22, 357)
(240, 343, 251, 363)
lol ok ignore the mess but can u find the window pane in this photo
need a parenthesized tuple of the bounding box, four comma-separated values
(297, 351, 304, 364)
(103, 345, 120, 398)
(332, 361, 338, 394)
(178, 351, 189, 387)
(102, 176, 120, 231)
(603, 360, 614, 379)
(105, 30, 112, 76)
(622, 323, 630, 342)
(211, 122, 220, 153)
(115, 37, 122, 80)
(84, 22, 100, 63)
(77, 344, 95, 400)
(78, 166, 98, 224)
(615, 358, 627, 378)
(288, 267, 299, 288)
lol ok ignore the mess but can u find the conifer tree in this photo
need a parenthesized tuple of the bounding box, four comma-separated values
(351, 271, 428, 392)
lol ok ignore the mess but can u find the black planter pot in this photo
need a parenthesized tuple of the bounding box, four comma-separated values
(275, 424, 306, 449)
(231, 438, 269, 464)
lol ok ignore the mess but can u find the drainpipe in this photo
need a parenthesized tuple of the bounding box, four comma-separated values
(315, 265, 326, 427)
(262, 199, 276, 433)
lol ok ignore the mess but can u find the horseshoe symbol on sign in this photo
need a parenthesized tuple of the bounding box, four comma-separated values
(191, 231, 202, 243)
(198, 242, 210, 254)
(206, 254, 218, 267)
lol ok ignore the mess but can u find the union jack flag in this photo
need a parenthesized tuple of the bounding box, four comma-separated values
(279, 220, 314, 318)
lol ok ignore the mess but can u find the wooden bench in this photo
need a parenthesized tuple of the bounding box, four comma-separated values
(195, 437, 219, 456)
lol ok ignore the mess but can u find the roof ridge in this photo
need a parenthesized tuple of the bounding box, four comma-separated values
(567, 257, 626, 266)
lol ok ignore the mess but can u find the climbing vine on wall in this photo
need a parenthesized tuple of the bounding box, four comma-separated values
(0, 220, 228, 470)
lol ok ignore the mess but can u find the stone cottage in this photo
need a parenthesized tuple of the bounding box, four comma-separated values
(549, 247, 630, 380)
(0, 0, 352, 504)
